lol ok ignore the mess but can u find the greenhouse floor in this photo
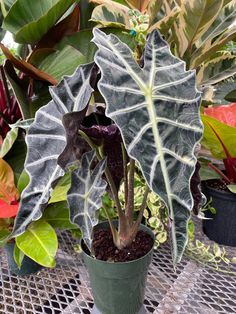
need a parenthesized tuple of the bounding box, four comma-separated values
(0, 218, 236, 314)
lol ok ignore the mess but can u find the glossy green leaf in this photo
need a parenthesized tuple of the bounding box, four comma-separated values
(13, 243, 24, 268)
(16, 220, 58, 267)
(17, 170, 29, 194)
(49, 172, 71, 203)
(43, 201, 78, 229)
(3, 0, 79, 44)
(227, 184, 236, 193)
(37, 46, 86, 83)
(0, 127, 18, 158)
(56, 27, 136, 63)
(93, 29, 203, 263)
(201, 114, 236, 159)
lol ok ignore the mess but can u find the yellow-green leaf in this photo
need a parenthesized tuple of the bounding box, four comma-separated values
(16, 220, 58, 268)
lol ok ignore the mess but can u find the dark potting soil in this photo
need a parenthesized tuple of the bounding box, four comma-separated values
(206, 179, 230, 192)
(92, 229, 154, 262)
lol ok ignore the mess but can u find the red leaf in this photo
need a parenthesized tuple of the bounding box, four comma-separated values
(0, 199, 19, 218)
(204, 103, 236, 127)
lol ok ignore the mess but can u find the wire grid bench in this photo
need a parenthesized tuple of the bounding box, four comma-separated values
(0, 218, 236, 314)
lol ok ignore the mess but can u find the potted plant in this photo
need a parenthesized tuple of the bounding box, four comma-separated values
(201, 103, 236, 246)
(8, 25, 203, 312)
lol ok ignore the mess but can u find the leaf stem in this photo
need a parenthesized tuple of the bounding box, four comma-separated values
(121, 143, 128, 208)
(102, 203, 120, 247)
(126, 158, 135, 223)
(208, 163, 231, 184)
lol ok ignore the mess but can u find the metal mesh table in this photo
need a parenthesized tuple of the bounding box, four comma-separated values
(0, 219, 236, 314)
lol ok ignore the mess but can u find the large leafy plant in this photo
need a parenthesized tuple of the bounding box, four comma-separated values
(89, 0, 236, 97)
(11, 28, 203, 264)
(201, 102, 236, 193)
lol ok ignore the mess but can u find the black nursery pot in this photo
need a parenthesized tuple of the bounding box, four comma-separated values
(202, 181, 236, 246)
(82, 221, 154, 314)
(4, 243, 43, 276)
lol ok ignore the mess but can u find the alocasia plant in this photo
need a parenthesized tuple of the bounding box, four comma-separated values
(11, 28, 203, 264)
(201, 103, 236, 193)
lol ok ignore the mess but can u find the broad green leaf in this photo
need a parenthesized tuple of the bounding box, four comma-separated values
(197, 55, 236, 86)
(227, 184, 236, 193)
(16, 220, 58, 267)
(43, 201, 78, 229)
(90, 3, 129, 28)
(93, 29, 203, 263)
(201, 114, 236, 159)
(148, 7, 180, 35)
(67, 150, 107, 250)
(177, 0, 223, 57)
(49, 172, 71, 203)
(36, 46, 86, 83)
(0, 158, 19, 202)
(9, 118, 34, 130)
(17, 169, 29, 194)
(0, 127, 18, 158)
(13, 243, 24, 268)
(56, 28, 136, 63)
(3, 0, 78, 44)
(11, 63, 95, 237)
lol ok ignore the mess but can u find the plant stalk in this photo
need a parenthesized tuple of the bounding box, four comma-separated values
(126, 158, 135, 223)
(121, 143, 128, 208)
(208, 163, 231, 184)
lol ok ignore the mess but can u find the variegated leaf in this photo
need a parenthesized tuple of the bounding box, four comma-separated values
(67, 150, 107, 250)
(93, 28, 203, 263)
(197, 55, 236, 86)
(177, 0, 224, 57)
(200, 0, 236, 44)
(148, 6, 180, 35)
(12, 63, 95, 237)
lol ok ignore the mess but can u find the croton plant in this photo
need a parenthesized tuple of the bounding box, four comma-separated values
(201, 103, 236, 193)
(9, 28, 203, 264)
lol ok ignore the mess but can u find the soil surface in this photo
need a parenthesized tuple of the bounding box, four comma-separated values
(91, 228, 154, 262)
(205, 179, 229, 192)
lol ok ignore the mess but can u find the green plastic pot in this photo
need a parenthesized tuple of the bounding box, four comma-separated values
(82, 221, 154, 314)
(5, 243, 43, 276)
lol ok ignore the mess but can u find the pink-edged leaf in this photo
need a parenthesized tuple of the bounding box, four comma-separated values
(0, 199, 19, 218)
(204, 103, 236, 127)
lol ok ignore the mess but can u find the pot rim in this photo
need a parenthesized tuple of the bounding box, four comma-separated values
(202, 180, 236, 198)
(81, 221, 155, 265)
